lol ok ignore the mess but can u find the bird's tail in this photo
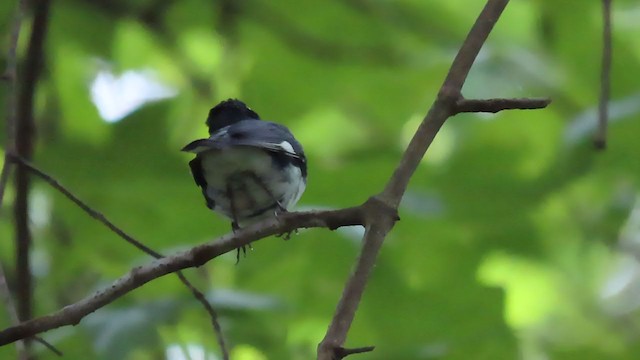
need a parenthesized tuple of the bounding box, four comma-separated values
(181, 139, 218, 153)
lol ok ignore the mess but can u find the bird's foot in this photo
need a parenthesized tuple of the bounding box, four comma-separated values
(235, 243, 254, 264)
(231, 222, 252, 264)
(277, 228, 298, 241)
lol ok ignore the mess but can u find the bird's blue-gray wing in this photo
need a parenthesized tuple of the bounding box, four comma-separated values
(183, 121, 303, 157)
(188, 157, 215, 209)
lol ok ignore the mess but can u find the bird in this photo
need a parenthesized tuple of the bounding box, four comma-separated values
(182, 99, 307, 261)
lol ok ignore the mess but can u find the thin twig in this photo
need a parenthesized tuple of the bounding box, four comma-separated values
(1, 264, 62, 357)
(0, 263, 27, 359)
(334, 346, 376, 358)
(33, 336, 63, 356)
(594, 0, 612, 150)
(454, 97, 551, 114)
(0, 206, 365, 344)
(7, 154, 230, 360)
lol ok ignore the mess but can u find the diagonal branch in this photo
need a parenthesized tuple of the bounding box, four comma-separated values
(317, 1, 541, 359)
(7, 154, 230, 359)
(0, 206, 365, 345)
(381, 0, 512, 208)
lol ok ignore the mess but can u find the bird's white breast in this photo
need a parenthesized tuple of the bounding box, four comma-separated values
(199, 147, 305, 223)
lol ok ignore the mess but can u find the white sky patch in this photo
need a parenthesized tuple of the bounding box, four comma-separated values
(29, 187, 51, 228)
(165, 343, 218, 360)
(90, 68, 177, 123)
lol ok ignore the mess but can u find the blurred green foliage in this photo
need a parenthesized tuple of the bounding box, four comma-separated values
(1, 0, 640, 359)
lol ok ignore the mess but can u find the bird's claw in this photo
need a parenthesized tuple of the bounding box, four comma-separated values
(277, 228, 298, 241)
(235, 243, 254, 264)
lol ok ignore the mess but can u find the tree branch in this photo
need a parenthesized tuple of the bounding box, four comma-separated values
(594, 0, 612, 150)
(0, 207, 364, 345)
(454, 97, 551, 114)
(0, 263, 27, 359)
(316, 199, 397, 360)
(0, 0, 554, 357)
(317, 1, 527, 359)
(1, 0, 60, 357)
(0, 0, 25, 214)
(7, 154, 230, 360)
(0, 1, 28, 357)
(381, 0, 511, 208)
(0, 267, 58, 356)
(14, 3, 51, 358)
(334, 345, 376, 359)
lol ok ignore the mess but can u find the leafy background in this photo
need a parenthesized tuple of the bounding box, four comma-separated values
(1, 0, 640, 359)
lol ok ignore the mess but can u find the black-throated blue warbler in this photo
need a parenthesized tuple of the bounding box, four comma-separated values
(182, 99, 307, 259)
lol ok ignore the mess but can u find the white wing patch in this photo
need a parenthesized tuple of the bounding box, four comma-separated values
(278, 141, 296, 155)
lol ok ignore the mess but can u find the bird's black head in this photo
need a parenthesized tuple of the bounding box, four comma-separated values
(206, 99, 260, 134)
